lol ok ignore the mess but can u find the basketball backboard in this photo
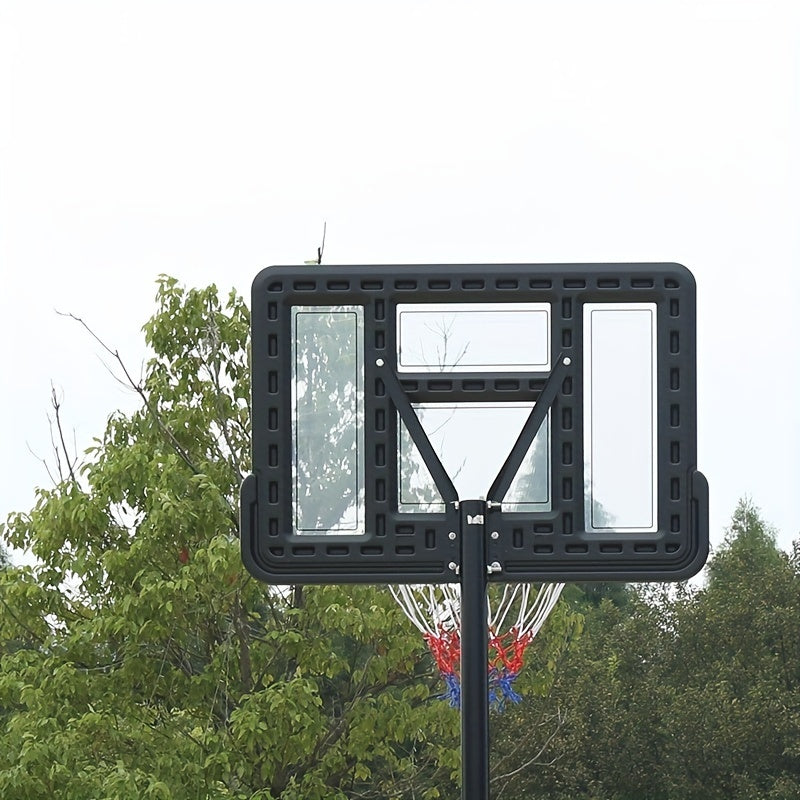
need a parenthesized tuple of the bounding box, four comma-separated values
(241, 263, 708, 584)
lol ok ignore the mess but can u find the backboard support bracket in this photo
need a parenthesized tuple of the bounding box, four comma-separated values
(487, 352, 569, 505)
(377, 359, 458, 505)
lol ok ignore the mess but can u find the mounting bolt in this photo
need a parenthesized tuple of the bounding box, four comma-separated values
(375, 358, 385, 367)
(490, 531, 499, 540)
(448, 531, 457, 540)
(486, 500, 502, 509)
(487, 561, 502, 574)
(448, 561, 460, 574)
(564, 356, 572, 366)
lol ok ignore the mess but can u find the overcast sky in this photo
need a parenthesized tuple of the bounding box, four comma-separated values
(1, 0, 798, 561)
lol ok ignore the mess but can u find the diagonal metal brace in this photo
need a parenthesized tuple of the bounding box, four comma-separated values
(376, 360, 459, 505)
(486, 353, 570, 505)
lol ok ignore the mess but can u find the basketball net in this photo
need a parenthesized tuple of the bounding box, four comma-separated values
(390, 582, 564, 710)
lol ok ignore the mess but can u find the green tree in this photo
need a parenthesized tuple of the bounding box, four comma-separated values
(487, 594, 584, 798)
(503, 587, 675, 800)
(502, 499, 800, 800)
(661, 499, 800, 799)
(0, 277, 461, 799)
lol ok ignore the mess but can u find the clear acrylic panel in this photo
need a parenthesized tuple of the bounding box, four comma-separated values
(291, 306, 365, 534)
(583, 303, 657, 531)
(398, 403, 550, 512)
(396, 302, 551, 372)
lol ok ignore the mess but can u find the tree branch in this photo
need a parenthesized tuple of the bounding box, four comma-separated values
(49, 383, 78, 483)
(491, 707, 566, 791)
(57, 311, 203, 477)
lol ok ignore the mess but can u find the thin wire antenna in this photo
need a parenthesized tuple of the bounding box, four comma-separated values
(317, 220, 326, 264)
(303, 221, 327, 265)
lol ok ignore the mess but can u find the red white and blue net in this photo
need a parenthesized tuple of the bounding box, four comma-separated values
(390, 582, 564, 710)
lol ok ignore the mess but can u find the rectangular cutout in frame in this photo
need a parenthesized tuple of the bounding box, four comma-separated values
(584, 303, 657, 532)
(398, 402, 550, 513)
(291, 306, 365, 534)
(396, 302, 551, 372)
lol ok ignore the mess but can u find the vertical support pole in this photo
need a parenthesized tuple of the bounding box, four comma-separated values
(460, 499, 489, 800)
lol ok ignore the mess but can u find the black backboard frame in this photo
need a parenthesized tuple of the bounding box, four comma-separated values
(241, 263, 708, 584)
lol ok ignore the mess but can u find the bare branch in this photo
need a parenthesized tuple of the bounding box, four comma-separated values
(491, 707, 566, 793)
(50, 383, 78, 483)
(26, 441, 59, 487)
(25, 384, 81, 486)
(56, 310, 203, 478)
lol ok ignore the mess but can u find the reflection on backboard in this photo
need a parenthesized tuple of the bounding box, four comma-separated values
(398, 404, 550, 513)
(291, 306, 365, 534)
(397, 303, 551, 372)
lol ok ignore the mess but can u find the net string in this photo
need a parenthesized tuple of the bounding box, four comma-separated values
(389, 582, 565, 709)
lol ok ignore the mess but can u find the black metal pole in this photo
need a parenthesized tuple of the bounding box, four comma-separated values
(460, 499, 489, 800)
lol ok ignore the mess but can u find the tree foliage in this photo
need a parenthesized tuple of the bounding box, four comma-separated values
(0, 278, 466, 798)
(2, 275, 798, 798)
(498, 499, 800, 799)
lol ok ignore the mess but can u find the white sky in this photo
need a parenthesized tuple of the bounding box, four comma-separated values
(1, 0, 798, 559)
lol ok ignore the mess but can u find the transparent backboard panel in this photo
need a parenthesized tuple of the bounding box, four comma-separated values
(399, 403, 550, 512)
(396, 303, 551, 372)
(583, 303, 657, 532)
(291, 306, 365, 534)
